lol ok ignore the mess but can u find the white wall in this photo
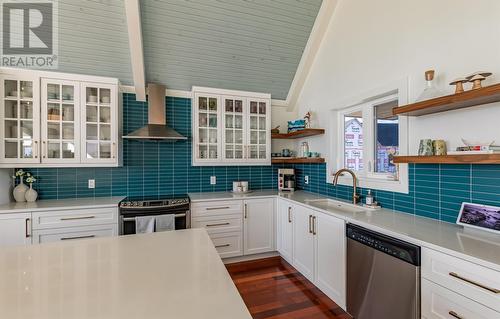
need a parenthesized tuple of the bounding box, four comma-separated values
(292, 0, 500, 161)
(0, 169, 12, 204)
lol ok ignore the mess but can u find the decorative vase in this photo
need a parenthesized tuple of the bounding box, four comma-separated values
(13, 176, 29, 202)
(25, 183, 38, 202)
(418, 139, 434, 156)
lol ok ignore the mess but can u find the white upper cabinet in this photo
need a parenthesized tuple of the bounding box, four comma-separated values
(0, 68, 120, 167)
(192, 87, 271, 166)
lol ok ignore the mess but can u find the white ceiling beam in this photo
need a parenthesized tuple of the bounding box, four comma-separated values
(286, 0, 339, 112)
(124, 0, 146, 101)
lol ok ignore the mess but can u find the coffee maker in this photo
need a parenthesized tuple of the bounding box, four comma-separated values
(278, 169, 295, 192)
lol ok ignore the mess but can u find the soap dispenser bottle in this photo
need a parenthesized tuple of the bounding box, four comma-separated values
(365, 190, 374, 206)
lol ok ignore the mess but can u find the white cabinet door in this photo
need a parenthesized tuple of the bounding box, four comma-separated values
(315, 212, 346, 309)
(0, 213, 31, 246)
(41, 78, 80, 164)
(277, 199, 294, 263)
(222, 96, 246, 163)
(80, 82, 118, 165)
(193, 93, 221, 164)
(246, 98, 270, 164)
(243, 198, 275, 255)
(0, 74, 40, 164)
(293, 204, 315, 281)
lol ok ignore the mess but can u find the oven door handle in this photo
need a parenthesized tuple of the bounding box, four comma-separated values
(122, 213, 186, 221)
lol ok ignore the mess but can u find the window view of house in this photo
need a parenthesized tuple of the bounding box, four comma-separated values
(375, 100, 399, 174)
(344, 112, 363, 171)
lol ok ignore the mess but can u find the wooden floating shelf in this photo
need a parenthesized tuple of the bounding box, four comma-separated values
(393, 154, 500, 164)
(271, 157, 325, 164)
(272, 128, 325, 139)
(392, 83, 500, 116)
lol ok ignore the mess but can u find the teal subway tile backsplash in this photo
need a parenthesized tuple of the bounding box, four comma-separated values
(22, 93, 500, 224)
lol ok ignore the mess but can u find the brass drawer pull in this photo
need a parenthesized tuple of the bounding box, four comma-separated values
(61, 235, 96, 241)
(449, 272, 500, 294)
(61, 216, 96, 221)
(312, 216, 317, 235)
(206, 206, 230, 211)
(215, 244, 230, 248)
(206, 222, 230, 227)
(288, 207, 292, 223)
(308, 215, 313, 234)
(448, 311, 463, 319)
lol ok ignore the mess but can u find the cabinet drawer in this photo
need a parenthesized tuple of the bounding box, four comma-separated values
(192, 216, 242, 234)
(422, 247, 500, 312)
(191, 200, 242, 218)
(32, 207, 118, 230)
(210, 232, 243, 258)
(422, 279, 500, 319)
(32, 224, 117, 244)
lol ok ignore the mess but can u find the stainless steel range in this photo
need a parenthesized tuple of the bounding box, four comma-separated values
(119, 195, 190, 235)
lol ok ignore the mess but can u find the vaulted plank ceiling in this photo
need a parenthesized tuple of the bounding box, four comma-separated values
(56, 0, 323, 100)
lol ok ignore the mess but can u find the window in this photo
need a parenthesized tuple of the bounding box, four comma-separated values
(333, 92, 408, 193)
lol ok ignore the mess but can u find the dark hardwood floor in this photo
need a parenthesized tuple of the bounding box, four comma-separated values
(226, 257, 351, 319)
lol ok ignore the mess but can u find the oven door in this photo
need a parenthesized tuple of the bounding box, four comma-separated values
(119, 206, 190, 235)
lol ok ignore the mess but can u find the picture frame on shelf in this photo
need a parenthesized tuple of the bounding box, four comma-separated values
(456, 202, 500, 234)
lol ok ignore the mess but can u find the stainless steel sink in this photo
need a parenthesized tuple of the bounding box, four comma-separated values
(304, 198, 366, 214)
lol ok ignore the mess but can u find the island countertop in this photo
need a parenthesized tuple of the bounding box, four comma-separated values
(0, 228, 252, 319)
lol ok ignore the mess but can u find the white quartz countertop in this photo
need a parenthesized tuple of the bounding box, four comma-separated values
(190, 190, 500, 271)
(0, 196, 125, 214)
(189, 189, 278, 202)
(0, 228, 251, 319)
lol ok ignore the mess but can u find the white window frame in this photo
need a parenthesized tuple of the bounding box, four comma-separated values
(328, 79, 409, 194)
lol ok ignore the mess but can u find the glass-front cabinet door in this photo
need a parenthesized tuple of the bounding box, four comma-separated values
(222, 96, 245, 162)
(194, 93, 220, 163)
(0, 75, 40, 164)
(41, 79, 80, 163)
(246, 98, 270, 163)
(81, 82, 117, 164)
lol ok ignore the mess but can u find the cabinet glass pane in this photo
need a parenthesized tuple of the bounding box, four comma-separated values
(21, 121, 33, 139)
(20, 101, 33, 119)
(209, 145, 217, 159)
(199, 113, 207, 127)
(209, 114, 217, 128)
(209, 98, 217, 111)
(259, 102, 266, 114)
(87, 124, 98, 140)
(62, 104, 74, 121)
(225, 99, 233, 112)
(5, 120, 18, 138)
(5, 141, 17, 158)
(199, 97, 207, 111)
(235, 100, 243, 113)
(47, 103, 60, 120)
(47, 142, 60, 158)
(100, 143, 111, 158)
(62, 85, 74, 101)
(235, 145, 243, 159)
(250, 131, 257, 144)
(47, 84, 59, 100)
(4, 100, 17, 118)
(198, 128, 207, 143)
(225, 130, 233, 143)
(48, 123, 60, 139)
(208, 129, 217, 144)
(86, 105, 98, 122)
(258, 117, 266, 130)
(235, 130, 243, 144)
(249, 145, 258, 158)
(225, 115, 233, 128)
(259, 131, 266, 144)
(20, 81, 33, 99)
(86, 142, 98, 159)
(86, 87, 98, 103)
(250, 117, 257, 130)
(199, 145, 207, 159)
(100, 88, 111, 104)
(235, 115, 243, 129)
(100, 124, 111, 141)
(100, 106, 110, 123)
(225, 149, 234, 159)
(250, 102, 258, 114)
(4, 80, 17, 98)
(259, 146, 266, 159)
(62, 142, 75, 158)
(62, 123, 74, 139)
(21, 140, 33, 158)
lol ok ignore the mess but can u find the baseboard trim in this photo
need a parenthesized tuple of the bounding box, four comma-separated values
(222, 251, 279, 265)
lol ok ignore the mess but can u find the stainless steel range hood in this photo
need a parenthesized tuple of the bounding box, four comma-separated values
(123, 83, 187, 141)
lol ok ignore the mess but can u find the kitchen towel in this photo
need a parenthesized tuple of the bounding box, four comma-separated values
(135, 216, 155, 234)
(155, 214, 176, 232)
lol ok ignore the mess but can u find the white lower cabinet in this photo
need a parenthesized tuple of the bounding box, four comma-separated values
(32, 224, 117, 244)
(0, 213, 32, 246)
(211, 232, 243, 258)
(293, 203, 315, 281)
(277, 199, 294, 263)
(243, 198, 275, 255)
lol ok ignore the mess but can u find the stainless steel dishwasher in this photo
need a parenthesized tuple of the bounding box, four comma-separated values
(346, 224, 420, 319)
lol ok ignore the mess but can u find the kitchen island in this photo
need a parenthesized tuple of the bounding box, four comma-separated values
(0, 228, 252, 319)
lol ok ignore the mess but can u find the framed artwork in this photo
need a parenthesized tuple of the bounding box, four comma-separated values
(457, 202, 500, 234)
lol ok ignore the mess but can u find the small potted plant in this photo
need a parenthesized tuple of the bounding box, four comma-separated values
(13, 169, 28, 202)
(25, 173, 38, 202)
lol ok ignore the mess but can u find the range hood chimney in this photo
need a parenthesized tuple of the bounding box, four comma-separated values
(123, 83, 187, 141)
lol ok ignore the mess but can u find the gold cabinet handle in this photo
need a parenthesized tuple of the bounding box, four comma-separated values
(448, 311, 463, 319)
(61, 235, 95, 241)
(60, 216, 96, 221)
(449, 272, 500, 294)
(312, 216, 317, 235)
(215, 244, 230, 248)
(206, 222, 230, 227)
(244, 203, 248, 219)
(25, 218, 31, 238)
(288, 207, 292, 223)
(206, 206, 230, 211)
(308, 215, 313, 234)
(33, 141, 38, 159)
(42, 141, 46, 158)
